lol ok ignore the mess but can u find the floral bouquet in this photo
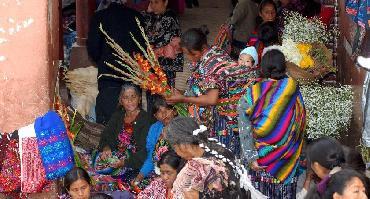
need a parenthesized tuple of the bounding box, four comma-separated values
(300, 83, 353, 139)
(99, 18, 188, 116)
(279, 11, 336, 80)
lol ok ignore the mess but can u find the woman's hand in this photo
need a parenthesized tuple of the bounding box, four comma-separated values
(111, 159, 125, 168)
(166, 89, 185, 104)
(250, 161, 267, 171)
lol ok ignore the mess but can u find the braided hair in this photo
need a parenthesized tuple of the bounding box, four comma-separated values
(165, 117, 247, 198)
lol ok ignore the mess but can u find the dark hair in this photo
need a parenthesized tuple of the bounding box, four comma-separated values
(306, 169, 368, 199)
(258, 21, 279, 47)
(342, 146, 366, 172)
(158, 150, 185, 173)
(307, 137, 345, 171)
(64, 167, 91, 191)
(260, 49, 286, 80)
(256, 0, 278, 25)
(165, 117, 247, 198)
(180, 25, 209, 52)
(302, 0, 322, 18)
(152, 95, 174, 115)
(91, 193, 113, 199)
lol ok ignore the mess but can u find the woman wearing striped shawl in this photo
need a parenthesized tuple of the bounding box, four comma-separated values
(238, 49, 306, 198)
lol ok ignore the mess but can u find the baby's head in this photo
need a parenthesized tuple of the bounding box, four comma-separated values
(239, 46, 258, 67)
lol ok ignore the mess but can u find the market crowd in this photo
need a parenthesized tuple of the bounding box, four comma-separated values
(11, 0, 368, 198)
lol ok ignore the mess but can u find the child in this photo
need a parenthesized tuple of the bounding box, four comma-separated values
(238, 46, 259, 68)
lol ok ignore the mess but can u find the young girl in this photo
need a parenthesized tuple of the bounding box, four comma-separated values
(297, 137, 346, 199)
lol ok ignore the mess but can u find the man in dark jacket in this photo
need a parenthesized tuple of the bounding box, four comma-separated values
(87, 1, 145, 125)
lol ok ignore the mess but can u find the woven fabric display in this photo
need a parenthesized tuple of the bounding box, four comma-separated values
(34, 110, 74, 180)
(21, 137, 47, 193)
(0, 134, 21, 192)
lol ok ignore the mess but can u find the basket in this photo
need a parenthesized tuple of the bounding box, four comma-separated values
(67, 107, 105, 151)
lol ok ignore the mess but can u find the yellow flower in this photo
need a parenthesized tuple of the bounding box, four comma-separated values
(296, 43, 314, 69)
(297, 43, 312, 54)
(300, 55, 315, 69)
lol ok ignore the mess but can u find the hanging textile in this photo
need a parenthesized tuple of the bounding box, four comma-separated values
(345, 0, 370, 58)
(34, 110, 75, 180)
(0, 133, 21, 193)
(21, 137, 47, 193)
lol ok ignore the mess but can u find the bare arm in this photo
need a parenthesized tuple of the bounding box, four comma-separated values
(166, 89, 219, 106)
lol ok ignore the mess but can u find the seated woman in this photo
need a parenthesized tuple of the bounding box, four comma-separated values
(92, 83, 155, 191)
(62, 167, 121, 199)
(132, 96, 177, 185)
(165, 117, 247, 198)
(238, 49, 306, 198)
(138, 150, 184, 199)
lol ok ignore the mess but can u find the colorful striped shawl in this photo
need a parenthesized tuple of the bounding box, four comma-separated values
(245, 77, 306, 183)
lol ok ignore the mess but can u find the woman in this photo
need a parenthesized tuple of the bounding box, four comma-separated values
(142, 0, 184, 114)
(238, 49, 306, 198)
(142, 0, 183, 86)
(306, 169, 368, 199)
(133, 97, 177, 185)
(166, 27, 256, 155)
(164, 117, 247, 198)
(255, 0, 277, 27)
(94, 84, 155, 191)
(62, 167, 114, 199)
(138, 151, 184, 199)
(247, 0, 278, 61)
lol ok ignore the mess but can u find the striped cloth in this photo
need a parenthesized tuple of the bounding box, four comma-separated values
(244, 77, 306, 183)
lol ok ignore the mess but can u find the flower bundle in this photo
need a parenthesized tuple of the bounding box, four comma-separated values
(300, 83, 353, 139)
(279, 11, 336, 78)
(99, 18, 188, 116)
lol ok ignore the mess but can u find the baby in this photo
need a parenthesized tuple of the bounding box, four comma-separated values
(238, 46, 259, 68)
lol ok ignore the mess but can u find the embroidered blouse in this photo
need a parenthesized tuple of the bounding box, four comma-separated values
(171, 152, 240, 199)
(137, 177, 169, 199)
(186, 46, 258, 134)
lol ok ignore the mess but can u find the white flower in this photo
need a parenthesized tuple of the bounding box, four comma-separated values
(282, 11, 330, 44)
(300, 84, 353, 139)
(199, 143, 204, 148)
(211, 150, 218, 155)
(193, 125, 207, 136)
